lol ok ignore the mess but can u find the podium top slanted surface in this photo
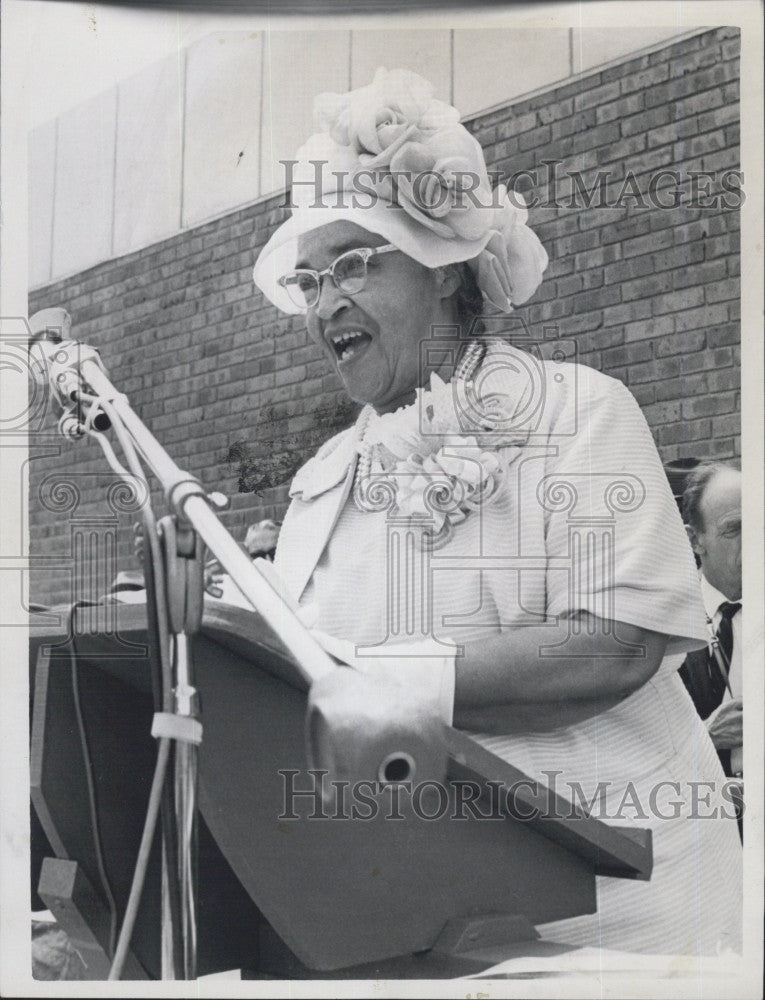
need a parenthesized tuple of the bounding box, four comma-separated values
(29, 597, 308, 693)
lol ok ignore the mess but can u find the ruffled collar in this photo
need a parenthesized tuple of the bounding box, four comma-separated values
(288, 415, 367, 501)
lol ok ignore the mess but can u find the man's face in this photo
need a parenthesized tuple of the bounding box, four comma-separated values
(693, 468, 742, 601)
(297, 221, 452, 414)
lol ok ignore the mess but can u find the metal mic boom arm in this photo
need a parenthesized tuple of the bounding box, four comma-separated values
(83, 357, 338, 687)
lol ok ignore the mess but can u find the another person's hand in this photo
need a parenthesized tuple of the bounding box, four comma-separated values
(706, 698, 743, 750)
(133, 521, 144, 565)
(204, 558, 225, 598)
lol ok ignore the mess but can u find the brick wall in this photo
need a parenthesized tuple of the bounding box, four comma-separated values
(28, 26, 740, 606)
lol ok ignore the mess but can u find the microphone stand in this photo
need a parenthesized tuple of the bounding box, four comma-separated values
(31, 327, 340, 979)
(154, 513, 204, 980)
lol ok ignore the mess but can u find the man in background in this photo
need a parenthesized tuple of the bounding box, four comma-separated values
(243, 519, 280, 562)
(129, 518, 282, 600)
(678, 463, 743, 790)
(205, 519, 282, 603)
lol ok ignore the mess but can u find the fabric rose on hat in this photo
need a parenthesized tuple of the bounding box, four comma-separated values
(311, 68, 492, 239)
(388, 125, 493, 241)
(314, 67, 460, 171)
(468, 185, 550, 309)
(256, 66, 549, 318)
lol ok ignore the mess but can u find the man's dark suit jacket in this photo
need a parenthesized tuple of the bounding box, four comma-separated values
(679, 646, 732, 776)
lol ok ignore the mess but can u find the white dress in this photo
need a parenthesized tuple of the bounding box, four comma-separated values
(275, 340, 742, 956)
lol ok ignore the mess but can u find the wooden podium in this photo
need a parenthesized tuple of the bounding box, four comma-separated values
(30, 600, 652, 979)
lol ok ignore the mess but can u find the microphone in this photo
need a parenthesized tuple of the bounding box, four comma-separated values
(28, 306, 72, 343)
(28, 308, 111, 431)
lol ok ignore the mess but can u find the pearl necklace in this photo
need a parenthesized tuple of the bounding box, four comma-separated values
(354, 340, 486, 492)
(453, 338, 485, 383)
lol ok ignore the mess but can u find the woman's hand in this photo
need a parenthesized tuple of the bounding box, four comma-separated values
(309, 628, 457, 725)
(453, 613, 668, 733)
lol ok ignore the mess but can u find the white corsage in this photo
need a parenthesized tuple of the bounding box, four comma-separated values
(353, 368, 523, 547)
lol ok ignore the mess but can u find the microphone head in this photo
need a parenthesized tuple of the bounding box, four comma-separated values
(28, 309, 73, 387)
(92, 411, 111, 432)
(28, 308, 72, 344)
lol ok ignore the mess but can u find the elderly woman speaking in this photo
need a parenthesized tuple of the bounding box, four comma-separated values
(253, 69, 741, 956)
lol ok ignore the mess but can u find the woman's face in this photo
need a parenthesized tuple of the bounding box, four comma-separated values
(297, 221, 455, 413)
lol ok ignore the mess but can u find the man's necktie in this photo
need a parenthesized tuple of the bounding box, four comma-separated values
(710, 601, 741, 697)
(716, 601, 741, 668)
(714, 601, 743, 787)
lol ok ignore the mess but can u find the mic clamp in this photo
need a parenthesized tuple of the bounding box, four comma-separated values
(57, 409, 86, 440)
(29, 338, 108, 409)
(28, 310, 112, 433)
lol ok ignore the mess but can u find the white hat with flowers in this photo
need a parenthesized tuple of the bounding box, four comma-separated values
(253, 67, 548, 315)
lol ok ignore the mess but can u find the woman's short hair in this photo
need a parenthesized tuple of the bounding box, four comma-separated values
(682, 460, 740, 532)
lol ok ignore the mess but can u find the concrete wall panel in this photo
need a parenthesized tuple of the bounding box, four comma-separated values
(260, 30, 351, 195)
(454, 29, 571, 116)
(572, 28, 687, 75)
(183, 32, 263, 228)
(350, 29, 451, 101)
(52, 89, 117, 278)
(29, 120, 57, 288)
(34, 26, 700, 286)
(113, 55, 184, 256)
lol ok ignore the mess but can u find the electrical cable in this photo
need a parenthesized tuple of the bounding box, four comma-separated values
(108, 737, 172, 980)
(93, 398, 184, 967)
(85, 426, 129, 479)
(84, 393, 183, 977)
(79, 384, 206, 978)
(87, 416, 173, 706)
(67, 602, 119, 957)
(88, 394, 173, 705)
(139, 522, 184, 974)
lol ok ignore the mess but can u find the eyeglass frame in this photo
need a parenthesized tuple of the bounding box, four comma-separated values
(277, 244, 400, 310)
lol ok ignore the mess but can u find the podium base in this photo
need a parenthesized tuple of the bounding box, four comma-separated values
(242, 924, 580, 980)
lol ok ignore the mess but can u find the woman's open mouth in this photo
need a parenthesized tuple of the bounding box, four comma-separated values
(330, 330, 373, 364)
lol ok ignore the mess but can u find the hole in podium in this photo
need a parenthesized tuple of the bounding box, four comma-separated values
(379, 753, 415, 784)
